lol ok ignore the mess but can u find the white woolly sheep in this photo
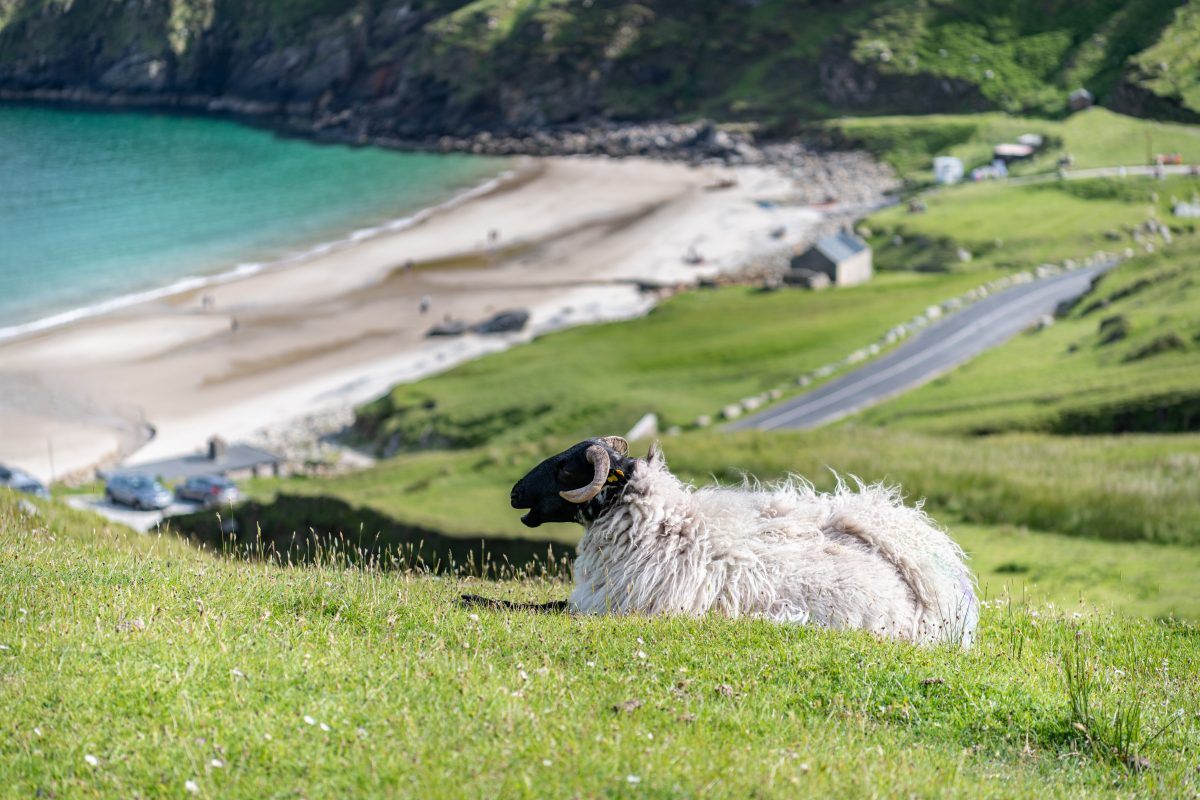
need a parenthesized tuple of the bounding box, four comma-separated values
(487, 436, 978, 647)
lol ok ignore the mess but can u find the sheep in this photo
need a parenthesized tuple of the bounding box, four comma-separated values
(477, 436, 978, 647)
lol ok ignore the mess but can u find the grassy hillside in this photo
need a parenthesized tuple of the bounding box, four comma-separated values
(353, 269, 1008, 451)
(2, 1, 1199, 131)
(2, 493, 1198, 797)
(827, 108, 1200, 185)
(867, 175, 1198, 273)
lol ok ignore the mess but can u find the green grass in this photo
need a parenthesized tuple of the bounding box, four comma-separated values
(3, 494, 1198, 797)
(217, 424, 1200, 623)
(955, 522, 1200, 622)
(830, 108, 1200, 185)
(354, 269, 1007, 451)
(858, 250, 1200, 434)
(866, 177, 1177, 273)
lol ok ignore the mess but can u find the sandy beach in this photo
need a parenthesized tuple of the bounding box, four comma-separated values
(0, 156, 823, 482)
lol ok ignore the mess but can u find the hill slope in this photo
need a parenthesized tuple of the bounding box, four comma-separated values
(1, 0, 1197, 138)
(2, 493, 1198, 796)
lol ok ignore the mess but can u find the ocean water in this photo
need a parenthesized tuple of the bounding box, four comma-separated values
(0, 105, 508, 339)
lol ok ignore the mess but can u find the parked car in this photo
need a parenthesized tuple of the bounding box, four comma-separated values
(0, 464, 50, 499)
(105, 474, 173, 510)
(174, 475, 239, 507)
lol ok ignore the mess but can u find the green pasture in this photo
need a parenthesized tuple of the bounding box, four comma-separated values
(1, 495, 1197, 798)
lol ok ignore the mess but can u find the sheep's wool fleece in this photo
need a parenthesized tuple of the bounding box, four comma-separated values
(571, 449, 979, 647)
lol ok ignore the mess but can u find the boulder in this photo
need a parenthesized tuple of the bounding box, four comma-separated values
(781, 268, 831, 290)
(625, 413, 659, 441)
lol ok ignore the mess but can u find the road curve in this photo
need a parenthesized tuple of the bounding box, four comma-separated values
(729, 263, 1114, 432)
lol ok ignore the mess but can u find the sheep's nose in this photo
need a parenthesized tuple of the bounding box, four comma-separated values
(510, 485, 524, 508)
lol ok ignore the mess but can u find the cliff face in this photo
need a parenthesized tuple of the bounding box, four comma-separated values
(0, 0, 1194, 138)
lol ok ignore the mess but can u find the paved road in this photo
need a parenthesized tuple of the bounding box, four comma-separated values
(730, 263, 1114, 432)
(66, 495, 202, 532)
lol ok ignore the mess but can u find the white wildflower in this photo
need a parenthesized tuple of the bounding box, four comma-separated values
(542, 759, 553, 767)
(468, 613, 480, 622)
(626, 774, 641, 784)
(586, 661, 596, 668)
(320, 722, 331, 732)
(210, 758, 224, 769)
(185, 779, 200, 794)
(84, 754, 99, 767)
(636, 650, 647, 660)
(303, 715, 316, 726)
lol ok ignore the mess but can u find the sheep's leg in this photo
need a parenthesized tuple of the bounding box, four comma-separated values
(459, 594, 570, 613)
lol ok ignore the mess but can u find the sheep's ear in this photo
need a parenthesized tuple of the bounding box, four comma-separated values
(645, 441, 665, 467)
(600, 436, 629, 456)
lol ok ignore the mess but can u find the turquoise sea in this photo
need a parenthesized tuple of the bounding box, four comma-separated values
(0, 105, 507, 339)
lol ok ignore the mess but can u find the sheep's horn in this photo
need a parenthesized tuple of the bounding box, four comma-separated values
(600, 436, 629, 455)
(559, 445, 610, 504)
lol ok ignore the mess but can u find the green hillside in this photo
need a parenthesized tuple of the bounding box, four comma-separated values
(1, 1, 1199, 133)
(3, 493, 1198, 796)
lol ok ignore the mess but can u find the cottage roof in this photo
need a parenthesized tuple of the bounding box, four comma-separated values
(811, 231, 868, 264)
(117, 443, 283, 480)
(994, 143, 1035, 158)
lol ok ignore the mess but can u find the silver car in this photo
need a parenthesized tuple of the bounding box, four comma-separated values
(0, 464, 49, 499)
(174, 475, 239, 508)
(105, 474, 173, 510)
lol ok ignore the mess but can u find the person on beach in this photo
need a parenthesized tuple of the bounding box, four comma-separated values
(420, 295, 431, 315)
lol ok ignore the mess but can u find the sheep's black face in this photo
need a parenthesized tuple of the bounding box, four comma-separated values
(510, 437, 634, 527)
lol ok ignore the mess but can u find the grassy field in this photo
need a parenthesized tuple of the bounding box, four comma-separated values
(354, 269, 1008, 451)
(3, 494, 1198, 797)
(866, 176, 1194, 274)
(227, 424, 1200, 619)
(830, 108, 1200, 185)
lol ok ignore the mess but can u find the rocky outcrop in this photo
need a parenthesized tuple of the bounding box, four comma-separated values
(817, 47, 988, 114)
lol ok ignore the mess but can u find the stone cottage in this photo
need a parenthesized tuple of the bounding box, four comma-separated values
(790, 230, 873, 286)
